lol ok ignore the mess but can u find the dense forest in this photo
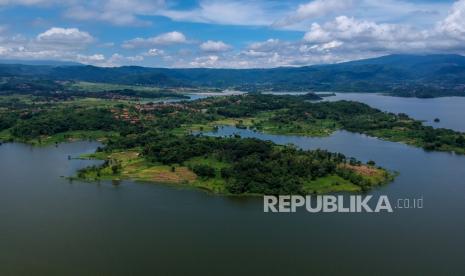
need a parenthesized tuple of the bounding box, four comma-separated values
(8, 108, 130, 139)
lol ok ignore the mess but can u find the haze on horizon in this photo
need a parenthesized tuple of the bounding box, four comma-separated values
(0, 0, 465, 69)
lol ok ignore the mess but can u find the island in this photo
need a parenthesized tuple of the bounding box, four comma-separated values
(74, 133, 393, 194)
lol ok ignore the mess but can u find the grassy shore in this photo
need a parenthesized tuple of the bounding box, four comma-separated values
(76, 150, 228, 193)
(303, 164, 395, 193)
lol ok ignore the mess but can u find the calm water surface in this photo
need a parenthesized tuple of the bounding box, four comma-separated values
(1, 93, 465, 275)
(325, 93, 465, 131)
(1, 132, 464, 275)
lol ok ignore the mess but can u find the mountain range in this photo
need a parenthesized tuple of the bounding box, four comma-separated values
(1, 54, 465, 96)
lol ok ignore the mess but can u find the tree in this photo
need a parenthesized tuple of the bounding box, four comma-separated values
(192, 164, 216, 178)
(111, 164, 121, 175)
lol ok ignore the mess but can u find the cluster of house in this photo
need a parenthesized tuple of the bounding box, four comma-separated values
(110, 108, 140, 124)
(110, 101, 206, 124)
(133, 102, 189, 112)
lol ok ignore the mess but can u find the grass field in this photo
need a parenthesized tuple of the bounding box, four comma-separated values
(78, 150, 197, 184)
(0, 129, 11, 141)
(303, 175, 361, 194)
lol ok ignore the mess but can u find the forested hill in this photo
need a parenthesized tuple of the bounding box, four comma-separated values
(1, 54, 465, 96)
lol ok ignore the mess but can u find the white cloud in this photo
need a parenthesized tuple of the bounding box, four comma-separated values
(0, 27, 99, 64)
(0, 26, 149, 67)
(189, 55, 219, 67)
(0, 0, 281, 27)
(304, 16, 422, 44)
(241, 50, 269, 58)
(122, 31, 187, 48)
(274, 0, 353, 27)
(199, 40, 231, 52)
(159, 0, 288, 26)
(108, 53, 144, 64)
(2, 0, 465, 69)
(36, 27, 94, 46)
(311, 40, 343, 51)
(0, 0, 165, 26)
(249, 39, 287, 52)
(174, 41, 351, 68)
(303, 23, 331, 43)
(150, 31, 186, 44)
(271, 0, 450, 31)
(0, 46, 8, 55)
(76, 53, 144, 67)
(0, 0, 450, 32)
(173, 6, 465, 70)
(63, 0, 165, 26)
(145, 48, 165, 56)
(76, 54, 105, 64)
(0, 47, 75, 61)
(437, 0, 465, 41)
(292, 10, 465, 67)
(296, 0, 353, 19)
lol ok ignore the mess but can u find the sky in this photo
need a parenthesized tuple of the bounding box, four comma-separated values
(0, 0, 464, 68)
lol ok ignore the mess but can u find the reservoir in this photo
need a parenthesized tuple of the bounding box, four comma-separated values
(1, 96, 465, 275)
(325, 93, 465, 131)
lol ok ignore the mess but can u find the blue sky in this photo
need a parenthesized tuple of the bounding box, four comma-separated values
(0, 0, 464, 68)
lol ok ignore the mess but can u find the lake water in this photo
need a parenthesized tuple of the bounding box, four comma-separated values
(1, 94, 465, 275)
(142, 91, 245, 104)
(2, 132, 464, 275)
(324, 93, 465, 132)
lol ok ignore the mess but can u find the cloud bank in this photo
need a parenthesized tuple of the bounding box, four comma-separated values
(1, 0, 465, 68)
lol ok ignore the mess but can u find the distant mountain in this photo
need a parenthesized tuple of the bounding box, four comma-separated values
(337, 54, 465, 67)
(0, 59, 82, 66)
(1, 54, 465, 96)
(331, 54, 465, 78)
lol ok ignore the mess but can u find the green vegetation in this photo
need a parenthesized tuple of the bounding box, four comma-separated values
(70, 81, 164, 92)
(4, 90, 465, 194)
(5, 92, 463, 154)
(76, 133, 392, 195)
(389, 85, 465, 98)
(0, 78, 189, 102)
(303, 175, 360, 193)
(186, 94, 465, 154)
(7, 107, 130, 145)
(5, 55, 465, 195)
